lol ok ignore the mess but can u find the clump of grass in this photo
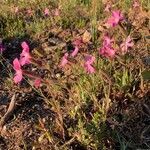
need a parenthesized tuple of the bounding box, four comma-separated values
(90, 0, 103, 43)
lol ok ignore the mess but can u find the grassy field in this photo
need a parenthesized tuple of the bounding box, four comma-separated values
(0, 0, 150, 149)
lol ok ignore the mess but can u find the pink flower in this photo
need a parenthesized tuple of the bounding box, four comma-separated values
(14, 7, 19, 13)
(20, 42, 31, 66)
(21, 41, 29, 52)
(71, 39, 82, 57)
(44, 8, 49, 16)
(100, 46, 115, 58)
(54, 8, 60, 16)
(0, 43, 5, 53)
(34, 78, 41, 88)
(84, 55, 95, 65)
(120, 36, 134, 54)
(73, 38, 82, 46)
(103, 35, 114, 47)
(104, 4, 111, 12)
(60, 53, 69, 67)
(99, 35, 116, 58)
(133, 1, 140, 8)
(13, 58, 23, 84)
(27, 9, 33, 16)
(71, 46, 79, 57)
(84, 64, 95, 74)
(84, 55, 95, 74)
(106, 10, 124, 27)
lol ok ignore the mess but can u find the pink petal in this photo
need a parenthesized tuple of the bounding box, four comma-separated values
(73, 39, 82, 46)
(21, 42, 29, 52)
(103, 35, 114, 46)
(71, 46, 79, 57)
(99, 47, 105, 55)
(20, 52, 31, 66)
(107, 47, 116, 58)
(112, 10, 119, 18)
(112, 10, 124, 21)
(13, 58, 21, 70)
(128, 42, 134, 47)
(44, 8, 49, 16)
(126, 36, 134, 47)
(54, 8, 60, 16)
(99, 46, 115, 58)
(14, 7, 18, 13)
(104, 4, 111, 12)
(106, 17, 116, 27)
(84, 64, 95, 74)
(120, 36, 134, 54)
(34, 78, 41, 88)
(84, 54, 95, 73)
(14, 71, 22, 84)
(13, 58, 23, 84)
(20, 43, 31, 66)
(0, 44, 5, 53)
(27, 9, 33, 16)
(85, 55, 95, 65)
(87, 65, 95, 74)
(60, 53, 69, 67)
(20, 57, 30, 66)
(106, 10, 124, 28)
(133, 1, 140, 8)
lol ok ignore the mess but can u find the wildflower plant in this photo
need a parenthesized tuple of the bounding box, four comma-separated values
(12, 41, 43, 87)
(106, 10, 124, 28)
(120, 36, 134, 54)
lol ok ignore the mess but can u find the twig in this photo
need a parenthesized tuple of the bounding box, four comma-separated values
(60, 136, 76, 149)
(0, 94, 16, 130)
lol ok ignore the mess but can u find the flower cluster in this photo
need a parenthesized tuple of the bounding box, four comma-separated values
(60, 39, 96, 73)
(60, 39, 82, 67)
(106, 10, 124, 28)
(59, 9, 134, 75)
(13, 42, 31, 84)
(10, 8, 134, 86)
(13, 42, 41, 87)
(99, 10, 134, 58)
(99, 35, 115, 58)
